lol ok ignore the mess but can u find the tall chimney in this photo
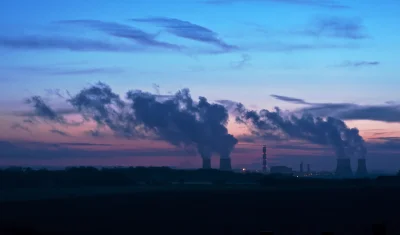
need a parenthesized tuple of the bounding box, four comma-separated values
(219, 155, 232, 171)
(335, 158, 353, 178)
(202, 158, 211, 169)
(300, 162, 304, 173)
(262, 145, 267, 173)
(355, 158, 368, 177)
(307, 164, 310, 173)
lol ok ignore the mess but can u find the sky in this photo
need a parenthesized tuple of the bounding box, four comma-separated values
(0, 0, 399, 172)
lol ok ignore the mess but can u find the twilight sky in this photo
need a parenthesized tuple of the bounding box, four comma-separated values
(0, 0, 399, 172)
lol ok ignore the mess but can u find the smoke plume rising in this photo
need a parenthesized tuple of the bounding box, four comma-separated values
(23, 82, 368, 161)
(235, 104, 367, 159)
(26, 82, 237, 160)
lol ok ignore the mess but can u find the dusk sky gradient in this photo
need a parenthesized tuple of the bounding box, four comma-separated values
(0, 0, 399, 172)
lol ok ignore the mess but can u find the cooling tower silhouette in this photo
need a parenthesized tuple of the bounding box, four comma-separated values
(219, 157, 232, 171)
(355, 158, 368, 177)
(335, 158, 353, 178)
(202, 158, 211, 169)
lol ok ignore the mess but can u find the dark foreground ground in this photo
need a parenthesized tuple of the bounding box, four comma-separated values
(1, 186, 400, 235)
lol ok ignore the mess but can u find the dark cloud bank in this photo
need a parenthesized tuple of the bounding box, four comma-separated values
(5, 82, 399, 167)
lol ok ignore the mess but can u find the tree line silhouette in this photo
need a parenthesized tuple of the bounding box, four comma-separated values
(0, 166, 261, 189)
(1, 166, 399, 190)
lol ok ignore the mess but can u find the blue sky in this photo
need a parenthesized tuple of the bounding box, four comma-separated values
(0, 0, 399, 171)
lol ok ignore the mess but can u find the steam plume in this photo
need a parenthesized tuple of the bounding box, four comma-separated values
(235, 104, 366, 159)
(24, 83, 367, 161)
(26, 82, 237, 160)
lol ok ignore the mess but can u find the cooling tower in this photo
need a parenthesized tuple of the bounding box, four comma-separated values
(219, 157, 232, 171)
(355, 158, 368, 177)
(202, 158, 211, 169)
(335, 158, 353, 178)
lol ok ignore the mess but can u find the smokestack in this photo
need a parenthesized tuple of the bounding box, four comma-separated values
(300, 162, 304, 173)
(219, 155, 232, 171)
(356, 158, 368, 177)
(202, 158, 211, 169)
(335, 158, 353, 178)
(307, 164, 310, 173)
(262, 145, 267, 173)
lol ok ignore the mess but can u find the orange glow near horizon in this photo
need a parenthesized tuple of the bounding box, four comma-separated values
(1, 113, 399, 171)
(2, 116, 399, 144)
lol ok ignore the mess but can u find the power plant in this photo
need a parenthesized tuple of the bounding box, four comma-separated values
(356, 158, 368, 177)
(335, 158, 353, 178)
(219, 156, 232, 171)
(210, 144, 368, 177)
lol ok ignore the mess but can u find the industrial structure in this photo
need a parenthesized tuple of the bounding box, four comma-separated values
(262, 145, 267, 173)
(219, 156, 232, 171)
(335, 158, 353, 178)
(211, 143, 368, 176)
(202, 158, 211, 169)
(355, 158, 368, 177)
(270, 166, 293, 174)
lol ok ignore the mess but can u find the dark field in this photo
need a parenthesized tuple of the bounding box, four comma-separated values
(1, 185, 400, 235)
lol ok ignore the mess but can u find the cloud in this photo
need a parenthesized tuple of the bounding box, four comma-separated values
(4, 66, 124, 76)
(57, 142, 113, 147)
(230, 54, 251, 69)
(23, 96, 68, 124)
(23, 82, 237, 159)
(300, 104, 400, 123)
(245, 42, 359, 52)
(367, 137, 400, 152)
(50, 129, 71, 137)
(202, 0, 349, 9)
(337, 61, 380, 67)
(14, 83, 400, 171)
(0, 140, 197, 160)
(236, 104, 367, 158)
(0, 35, 141, 52)
(215, 99, 243, 114)
(386, 101, 398, 105)
(299, 17, 367, 40)
(85, 129, 106, 138)
(270, 95, 310, 105)
(130, 17, 238, 51)
(14, 108, 77, 119)
(270, 95, 400, 123)
(56, 20, 182, 50)
(10, 123, 32, 134)
(1, 18, 361, 55)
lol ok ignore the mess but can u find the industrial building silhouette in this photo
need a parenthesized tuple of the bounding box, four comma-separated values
(200, 145, 368, 178)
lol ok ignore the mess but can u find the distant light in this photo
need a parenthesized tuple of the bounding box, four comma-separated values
(242, 168, 246, 171)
